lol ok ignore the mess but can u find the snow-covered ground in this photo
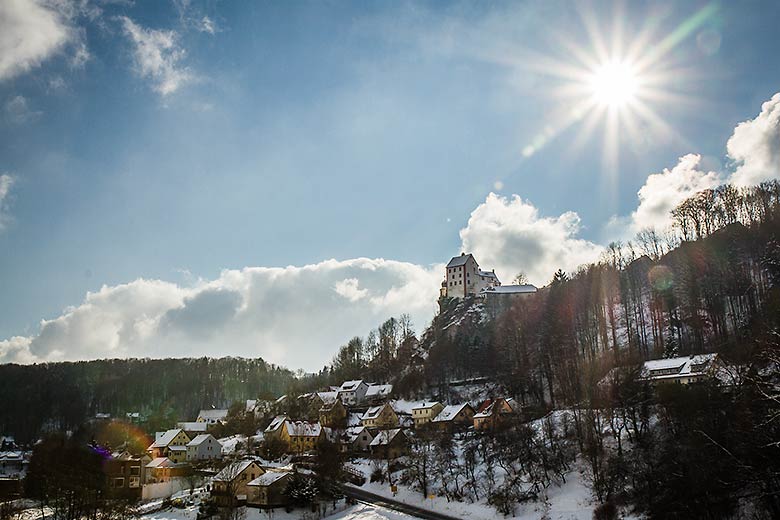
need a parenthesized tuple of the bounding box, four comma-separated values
(142, 502, 408, 520)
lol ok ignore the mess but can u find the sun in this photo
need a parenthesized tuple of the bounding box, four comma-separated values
(588, 60, 639, 108)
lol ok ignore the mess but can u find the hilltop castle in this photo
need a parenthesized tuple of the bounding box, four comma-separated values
(441, 253, 538, 307)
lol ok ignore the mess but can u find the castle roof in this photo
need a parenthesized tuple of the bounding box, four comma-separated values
(447, 253, 475, 268)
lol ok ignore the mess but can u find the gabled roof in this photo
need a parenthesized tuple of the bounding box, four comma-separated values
(285, 421, 322, 438)
(447, 253, 475, 268)
(198, 409, 228, 420)
(483, 284, 536, 294)
(150, 429, 186, 448)
(432, 403, 473, 422)
(369, 429, 404, 447)
(412, 401, 441, 411)
(187, 434, 219, 447)
(478, 270, 499, 279)
(362, 404, 390, 420)
(338, 380, 365, 392)
(213, 460, 257, 482)
(474, 398, 511, 419)
(146, 457, 184, 469)
(365, 384, 392, 398)
(247, 471, 290, 487)
(264, 415, 287, 433)
(317, 391, 339, 404)
(341, 426, 372, 444)
(642, 353, 718, 379)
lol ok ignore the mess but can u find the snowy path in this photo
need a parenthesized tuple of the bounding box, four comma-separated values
(342, 487, 458, 520)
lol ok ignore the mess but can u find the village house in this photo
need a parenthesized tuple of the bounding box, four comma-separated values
(339, 426, 374, 454)
(263, 415, 288, 441)
(186, 434, 223, 461)
(147, 429, 191, 463)
(361, 403, 400, 429)
(177, 421, 208, 436)
(369, 429, 408, 459)
(104, 451, 150, 498)
(411, 402, 445, 428)
(247, 471, 292, 508)
(145, 457, 190, 483)
(319, 398, 347, 428)
(279, 421, 323, 453)
(337, 380, 369, 406)
(431, 403, 475, 432)
(642, 353, 720, 384)
(197, 409, 229, 425)
(212, 460, 264, 506)
(473, 398, 515, 431)
(364, 384, 393, 405)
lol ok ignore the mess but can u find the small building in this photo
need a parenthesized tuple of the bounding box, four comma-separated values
(364, 384, 393, 405)
(339, 426, 374, 454)
(411, 402, 445, 428)
(145, 457, 190, 483)
(319, 399, 347, 428)
(369, 429, 408, 459)
(212, 460, 265, 506)
(361, 403, 399, 429)
(247, 471, 292, 508)
(147, 429, 191, 463)
(641, 354, 719, 384)
(186, 434, 223, 462)
(431, 403, 475, 432)
(104, 451, 150, 497)
(473, 398, 514, 431)
(177, 422, 208, 436)
(263, 415, 288, 440)
(337, 380, 369, 407)
(280, 421, 323, 454)
(197, 409, 229, 425)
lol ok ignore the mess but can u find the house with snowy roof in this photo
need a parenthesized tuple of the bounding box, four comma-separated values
(642, 354, 720, 384)
(369, 429, 408, 459)
(212, 460, 264, 506)
(473, 398, 514, 431)
(280, 421, 324, 453)
(186, 434, 222, 461)
(431, 403, 475, 432)
(337, 380, 369, 406)
(339, 426, 375, 454)
(361, 403, 400, 429)
(247, 470, 292, 507)
(365, 383, 393, 405)
(411, 402, 444, 427)
(197, 408, 229, 425)
(147, 428, 191, 463)
(319, 398, 347, 428)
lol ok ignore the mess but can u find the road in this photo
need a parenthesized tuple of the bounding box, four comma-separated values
(341, 486, 462, 520)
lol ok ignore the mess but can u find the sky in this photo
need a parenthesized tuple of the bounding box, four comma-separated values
(1, 0, 780, 371)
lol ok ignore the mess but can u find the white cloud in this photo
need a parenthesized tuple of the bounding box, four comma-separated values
(120, 16, 193, 96)
(727, 92, 780, 187)
(0, 174, 14, 231)
(0, 0, 88, 81)
(198, 16, 216, 35)
(4, 95, 42, 123)
(629, 154, 723, 233)
(0, 258, 441, 370)
(459, 193, 604, 286)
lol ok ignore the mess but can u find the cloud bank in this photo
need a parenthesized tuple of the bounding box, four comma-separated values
(0, 259, 441, 371)
(728, 93, 780, 187)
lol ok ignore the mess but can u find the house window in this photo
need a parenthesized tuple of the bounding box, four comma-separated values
(130, 466, 140, 476)
(113, 477, 124, 488)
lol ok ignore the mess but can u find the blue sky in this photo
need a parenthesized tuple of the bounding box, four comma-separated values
(2, 0, 780, 369)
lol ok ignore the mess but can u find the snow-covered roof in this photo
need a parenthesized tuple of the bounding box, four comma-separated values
(146, 457, 182, 469)
(362, 405, 385, 420)
(483, 284, 537, 294)
(369, 429, 404, 447)
(187, 434, 219, 447)
(285, 421, 322, 438)
(432, 403, 472, 422)
(198, 409, 228, 420)
(264, 415, 287, 433)
(478, 270, 499, 279)
(247, 471, 290, 487)
(339, 380, 365, 392)
(447, 254, 474, 268)
(341, 426, 371, 444)
(177, 422, 207, 432)
(317, 391, 339, 404)
(275, 394, 288, 404)
(150, 429, 185, 448)
(642, 354, 718, 380)
(168, 445, 186, 452)
(365, 384, 393, 398)
(213, 460, 256, 482)
(411, 401, 441, 411)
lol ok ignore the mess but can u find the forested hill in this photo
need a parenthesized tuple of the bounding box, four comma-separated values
(0, 357, 297, 442)
(324, 181, 780, 403)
